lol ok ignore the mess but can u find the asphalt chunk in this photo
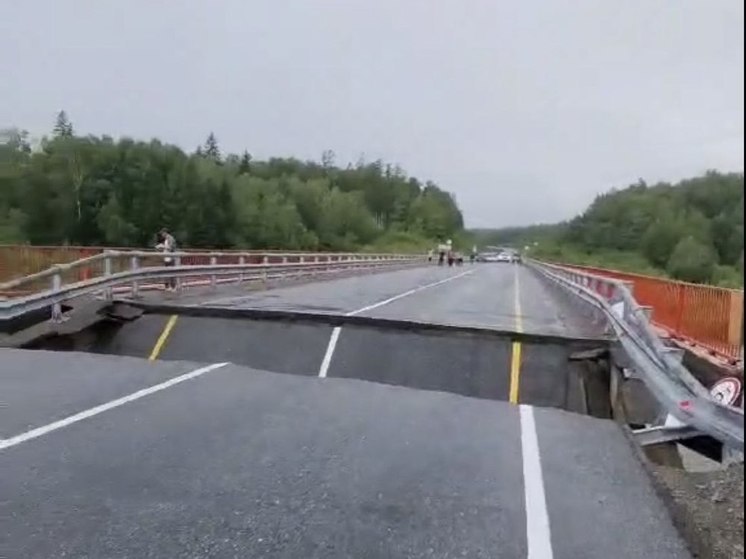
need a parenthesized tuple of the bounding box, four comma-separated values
(327, 325, 513, 401)
(153, 316, 333, 376)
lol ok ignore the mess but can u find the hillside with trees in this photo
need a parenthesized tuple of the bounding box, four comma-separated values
(472, 172, 744, 287)
(0, 112, 465, 253)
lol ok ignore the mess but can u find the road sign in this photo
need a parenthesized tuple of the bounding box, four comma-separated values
(710, 377, 742, 406)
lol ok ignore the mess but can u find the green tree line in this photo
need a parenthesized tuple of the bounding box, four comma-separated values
(0, 112, 464, 253)
(472, 172, 744, 287)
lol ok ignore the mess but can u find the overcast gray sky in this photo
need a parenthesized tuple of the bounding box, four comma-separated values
(2, 1, 743, 227)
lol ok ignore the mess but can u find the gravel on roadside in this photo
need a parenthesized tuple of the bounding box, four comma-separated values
(652, 462, 744, 559)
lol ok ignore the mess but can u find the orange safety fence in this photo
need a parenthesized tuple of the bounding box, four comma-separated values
(0, 246, 101, 285)
(556, 263, 744, 363)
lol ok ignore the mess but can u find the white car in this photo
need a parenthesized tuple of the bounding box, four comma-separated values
(496, 252, 513, 263)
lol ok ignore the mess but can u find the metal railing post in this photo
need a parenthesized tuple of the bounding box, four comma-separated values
(262, 255, 269, 283)
(175, 255, 182, 293)
(210, 254, 218, 288)
(239, 256, 245, 283)
(103, 251, 113, 301)
(130, 256, 140, 298)
(51, 267, 62, 322)
(738, 309, 746, 372)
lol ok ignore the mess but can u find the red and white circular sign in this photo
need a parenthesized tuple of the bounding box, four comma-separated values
(710, 377, 742, 406)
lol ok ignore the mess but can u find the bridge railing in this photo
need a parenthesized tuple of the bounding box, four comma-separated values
(529, 259, 743, 451)
(0, 244, 354, 286)
(544, 262, 744, 364)
(0, 249, 424, 321)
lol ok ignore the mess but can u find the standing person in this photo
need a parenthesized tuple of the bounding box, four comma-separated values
(155, 228, 177, 291)
(437, 241, 447, 266)
(427, 248, 434, 263)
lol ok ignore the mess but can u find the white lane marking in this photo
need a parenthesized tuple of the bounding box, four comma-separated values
(520, 404, 554, 559)
(317, 269, 474, 377)
(347, 270, 474, 316)
(0, 362, 229, 451)
(318, 326, 341, 379)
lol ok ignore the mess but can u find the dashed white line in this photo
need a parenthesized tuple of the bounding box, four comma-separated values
(520, 404, 554, 559)
(318, 326, 342, 379)
(317, 269, 474, 377)
(0, 362, 229, 451)
(346, 270, 474, 316)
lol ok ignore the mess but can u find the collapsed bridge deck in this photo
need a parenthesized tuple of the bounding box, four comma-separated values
(0, 264, 692, 558)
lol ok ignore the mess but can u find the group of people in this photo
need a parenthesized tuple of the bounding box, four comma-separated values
(427, 241, 478, 267)
(153, 229, 479, 291)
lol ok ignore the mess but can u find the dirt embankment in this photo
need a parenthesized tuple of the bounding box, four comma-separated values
(653, 462, 744, 559)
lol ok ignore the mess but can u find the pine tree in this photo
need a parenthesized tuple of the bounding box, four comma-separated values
(321, 149, 335, 169)
(53, 110, 74, 138)
(203, 132, 221, 162)
(239, 150, 252, 174)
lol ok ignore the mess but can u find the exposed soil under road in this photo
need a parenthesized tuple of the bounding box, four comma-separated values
(653, 462, 744, 559)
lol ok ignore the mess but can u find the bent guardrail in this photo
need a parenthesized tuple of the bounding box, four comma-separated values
(0, 250, 424, 322)
(529, 259, 744, 452)
(551, 262, 744, 363)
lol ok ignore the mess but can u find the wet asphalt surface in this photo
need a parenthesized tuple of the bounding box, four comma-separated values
(0, 264, 692, 558)
(193, 263, 601, 339)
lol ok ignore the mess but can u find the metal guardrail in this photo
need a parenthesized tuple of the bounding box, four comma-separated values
(0, 250, 424, 322)
(554, 262, 744, 363)
(0, 245, 327, 284)
(529, 259, 744, 452)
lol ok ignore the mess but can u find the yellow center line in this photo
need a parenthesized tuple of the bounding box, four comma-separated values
(148, 315, 179, 361)
(509, 341, 523, 404)
(509, 266, 524, 404)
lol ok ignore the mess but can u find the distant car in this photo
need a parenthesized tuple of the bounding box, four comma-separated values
(495, 253, 512, 263)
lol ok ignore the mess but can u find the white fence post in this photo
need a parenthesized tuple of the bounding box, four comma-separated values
(103, 251, 113, 301)
(130, 256, 140, 298)
(175, 255, 182, 293)
(51, 267, 62, 322)
(210, 254, 218, 288)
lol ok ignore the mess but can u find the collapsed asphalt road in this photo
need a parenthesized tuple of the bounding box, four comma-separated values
(0, 263, 693, 558)
(69, 313, 595, 412)
(33, 264, 608, 410)
(1, 349, 690, 559)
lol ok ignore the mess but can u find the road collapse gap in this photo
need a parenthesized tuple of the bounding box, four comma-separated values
(23, 306, 618, 418)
